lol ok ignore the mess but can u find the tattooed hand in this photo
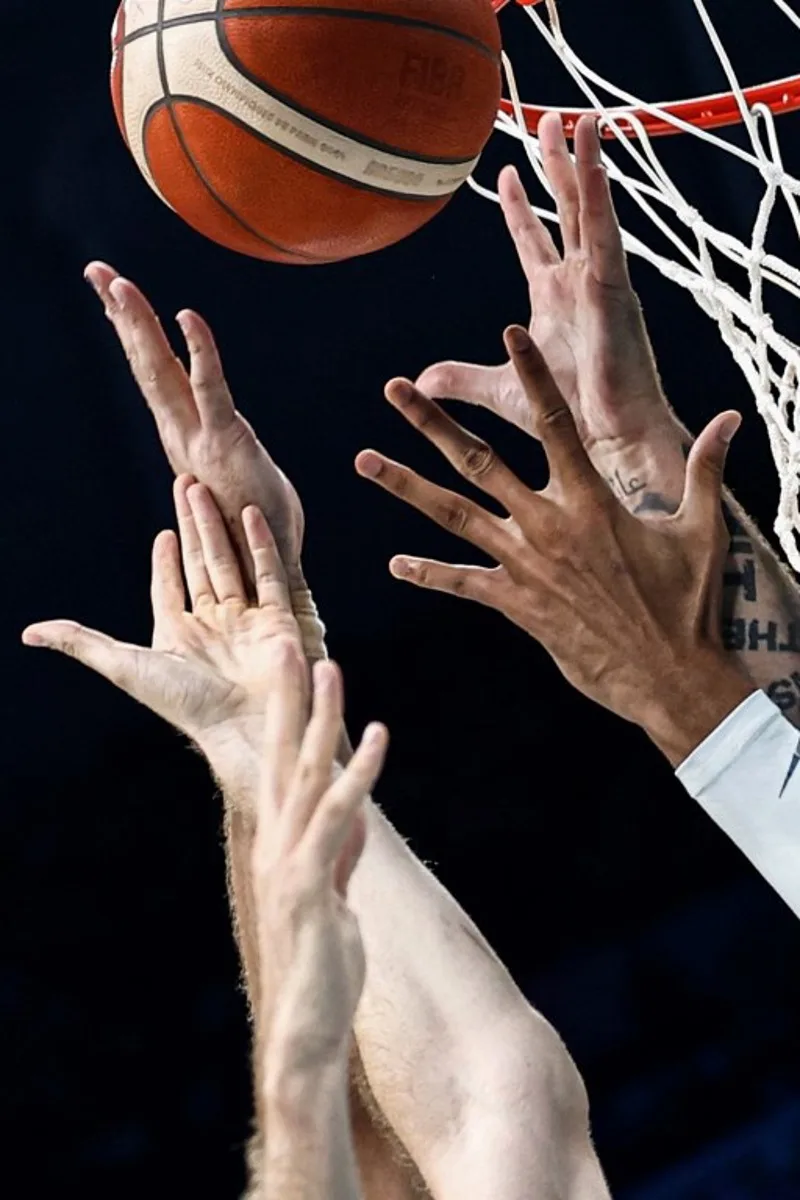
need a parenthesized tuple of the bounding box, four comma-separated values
(416, 113, 688, 514)
(357, 327, 756, 766)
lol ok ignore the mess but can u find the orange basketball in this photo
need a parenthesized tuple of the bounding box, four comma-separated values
(110, 0, 502, 264)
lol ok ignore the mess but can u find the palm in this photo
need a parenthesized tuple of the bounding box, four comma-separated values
(417, 116, 677, 461)
(150, 601, 299, 744)
(24, 484, 304, 789)
(524, 258, 666, 452)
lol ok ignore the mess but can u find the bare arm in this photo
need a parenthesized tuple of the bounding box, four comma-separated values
(265, 1061, 363, 1200)
(348, 803, 608, 1200)
(82, 268, 605, 1199)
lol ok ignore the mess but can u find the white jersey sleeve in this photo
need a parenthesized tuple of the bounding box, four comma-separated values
(676, 690, 800, 918)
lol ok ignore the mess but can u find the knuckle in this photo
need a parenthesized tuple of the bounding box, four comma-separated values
(296, 758, 330, 795)
(391, 469, 410, 498)
(459, 439, 496, 480)
(538, 403, 574, 435)
(144, 356, 180, 388)
(435, 501, 469, 535)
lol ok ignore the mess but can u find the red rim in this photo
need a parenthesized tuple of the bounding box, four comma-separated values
(492, 0, 800, 137)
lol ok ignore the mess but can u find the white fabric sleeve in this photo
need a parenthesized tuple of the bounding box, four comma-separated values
(676, 690, 800, 918)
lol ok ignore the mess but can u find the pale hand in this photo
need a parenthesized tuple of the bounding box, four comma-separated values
(84, 262, 305, 588)
(253, 646, 388, 1067)
(23, 478, 301, 798)
(417, 115, 686, 481)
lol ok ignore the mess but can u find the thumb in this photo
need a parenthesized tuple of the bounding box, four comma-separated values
(415, 360, 507, 410)
(680, 410, 741, 524)
(23, 620, 157, 704)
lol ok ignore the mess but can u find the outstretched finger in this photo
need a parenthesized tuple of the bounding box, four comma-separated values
(173, 475, 214, 608)
(85, 263, 199, 431)
(304, 722, 388, 875)
(574, 116, 629, 289)
(498, 164, 560, 275)
(151, 529, 186, 646)
(23, 620, 146, 695)
(679, 411, 741, 529)
(384, 379, 532, 512)
(355, 451, 513, 561)
(187, 482, 247, 606)
(415, 360, 508, 413)
(538, 112, 581, 255)
(243, 506, 292, 612)
(176, 309, 236, 433)
(260, 637, 310, 813)
(390, 556, 503, 606)
(279, 661, 344, 853)
(504, 327, 596, 492)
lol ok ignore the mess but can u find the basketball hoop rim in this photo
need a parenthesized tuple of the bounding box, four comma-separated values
(491, 0, 800, 137)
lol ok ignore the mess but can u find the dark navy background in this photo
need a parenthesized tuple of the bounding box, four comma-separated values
(5, 1, 800, 1195)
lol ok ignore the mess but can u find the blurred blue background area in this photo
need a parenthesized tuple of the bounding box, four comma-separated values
(4, 1, 800, 1195)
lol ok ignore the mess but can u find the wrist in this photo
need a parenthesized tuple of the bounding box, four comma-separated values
(291, 579, 328, 663)
(196, 725, 262, 815)
(637, 649, 757, 767)
(590, 421, 687, 513)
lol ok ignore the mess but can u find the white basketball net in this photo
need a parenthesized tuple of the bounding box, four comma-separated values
(471, 0, 800, 571)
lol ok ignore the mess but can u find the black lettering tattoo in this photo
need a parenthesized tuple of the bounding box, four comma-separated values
(724, 558, 757, 601)
(723, 618, 800, 652)
(749, 620, 779, 650)
(723, 507, 753, 556)
(606, 469, 648, 502)
(780, 625, 800, 653)
(723, 618, 746, 651)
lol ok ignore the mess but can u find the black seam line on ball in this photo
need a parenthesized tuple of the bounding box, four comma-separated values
(213, 0, 481, 167)
(163, 93, 447, 202)
(140, 102, 336, 260)
(121, 5, 500, 64)
(151, 2, 331, 262)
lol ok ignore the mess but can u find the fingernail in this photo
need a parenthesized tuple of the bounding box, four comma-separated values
(357, 452, 383, 479)
(365, 722, 386, 746)
(390, 558, 416, 579)
(718, 413, 742, 444)
(506, 326, 530, 353)
(390, 380, 414, 408)
(22, 629, 46, 647)
(84, 270, 100, 294)
(108, 278, 128, 308)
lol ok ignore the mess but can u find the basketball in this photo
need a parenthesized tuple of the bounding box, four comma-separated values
(110, 0, 502, 264)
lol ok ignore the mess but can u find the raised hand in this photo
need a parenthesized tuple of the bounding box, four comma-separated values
(23, 477, 301, 797)
(357, 327, 755, 766)
(417, 115, 687, 501)
(84, 263, 305, 588)
(254, 645, 388, 1067)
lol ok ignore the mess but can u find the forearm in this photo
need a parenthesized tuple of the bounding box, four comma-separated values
(347, 800, 590, 1193)
(223, 801, 262, 1019)
(600, 424, 800, 725)
(265, 1056, 364, 1200)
